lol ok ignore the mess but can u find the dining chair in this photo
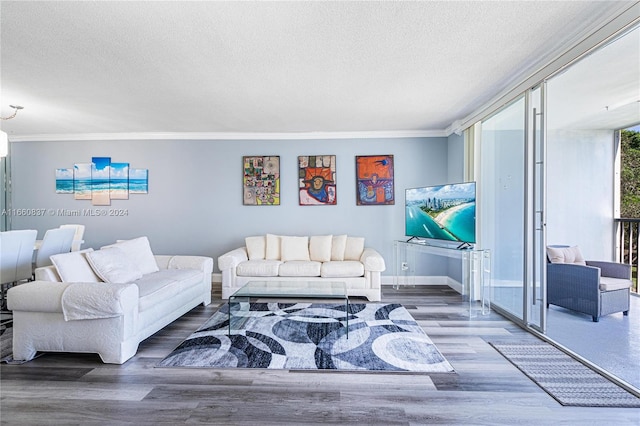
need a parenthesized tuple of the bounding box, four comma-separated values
(59, 224, 86, 251)
(34, 227, 75, 269)
(1, 229, 37, 309)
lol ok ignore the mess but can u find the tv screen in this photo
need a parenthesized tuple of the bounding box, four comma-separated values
(405, 182, 476, 244)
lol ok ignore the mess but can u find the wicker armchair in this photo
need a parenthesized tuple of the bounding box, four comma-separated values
(546, 245, 631, 322)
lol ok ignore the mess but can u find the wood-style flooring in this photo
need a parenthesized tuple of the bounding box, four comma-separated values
(1, 285, 639, 425)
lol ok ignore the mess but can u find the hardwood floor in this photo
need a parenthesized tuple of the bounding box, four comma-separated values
(2, 285, 639, 425)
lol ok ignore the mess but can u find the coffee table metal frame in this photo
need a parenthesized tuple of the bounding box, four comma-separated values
(228, 280, 349, 338)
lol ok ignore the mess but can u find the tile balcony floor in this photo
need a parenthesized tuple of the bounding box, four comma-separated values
(546, 292, 640, 391)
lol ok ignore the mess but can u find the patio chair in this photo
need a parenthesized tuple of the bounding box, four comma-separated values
(546, 245, 631, 322)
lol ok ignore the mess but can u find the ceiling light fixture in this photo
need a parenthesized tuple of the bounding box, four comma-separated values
(0, 104, 24, 120)
(0, 105, 23, 157)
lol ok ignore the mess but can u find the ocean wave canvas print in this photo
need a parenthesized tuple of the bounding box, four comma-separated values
(110, 162, 129, 200)
(73, 163, 92, 200)
(91, 157, 111, 206)
(55, 168, 74, 194)
(57, 157, 148, 205)
(129, 168, 148, 194)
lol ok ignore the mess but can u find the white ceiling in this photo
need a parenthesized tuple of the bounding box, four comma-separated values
(1, 1, 638, 140)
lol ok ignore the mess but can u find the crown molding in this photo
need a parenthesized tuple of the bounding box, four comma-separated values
(9, 129, 448, 142)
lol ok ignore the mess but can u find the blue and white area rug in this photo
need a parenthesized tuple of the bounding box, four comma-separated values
(158, 303, 454, 372)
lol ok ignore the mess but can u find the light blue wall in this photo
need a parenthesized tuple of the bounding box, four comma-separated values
(9, 136, 455, 273)
(447, 132, 464, 183)
(409, 133, 466, 278)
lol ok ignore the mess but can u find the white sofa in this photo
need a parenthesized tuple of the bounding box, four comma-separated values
(7, 237, 213, 364)
(218, 234, 385, 301)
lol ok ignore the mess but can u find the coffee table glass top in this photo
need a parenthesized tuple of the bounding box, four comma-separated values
(228, 281, 349, 338)
(231, 280, 347, 299)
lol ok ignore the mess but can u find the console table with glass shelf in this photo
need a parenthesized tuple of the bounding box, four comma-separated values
(393, 240, 491, 317)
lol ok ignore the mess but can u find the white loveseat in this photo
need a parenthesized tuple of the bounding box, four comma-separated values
(218, 234, 385, 301)
(7, 237, 213, 364)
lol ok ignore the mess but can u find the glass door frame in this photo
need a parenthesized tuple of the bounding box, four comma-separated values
(524, 83, 546, 333)
(475, 84, 547, 331)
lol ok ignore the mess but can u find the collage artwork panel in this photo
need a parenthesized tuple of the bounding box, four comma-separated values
(243, 156, 280, 205)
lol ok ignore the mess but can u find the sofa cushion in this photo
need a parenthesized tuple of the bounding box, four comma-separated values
(50, 248, 102, 283)
(546, 245, 586, 265)
(331, 234, 347, 261)
(281, 236, 310, 261)
(599, 276, 632, 292)
(279, 260, 321, 277)
(86, 247, 144, 284)
(344, 237, 365, 261)
(245, 236, 266, 260)
(321, 261, 365, 278)
(265, 234, 282, 260)
(309, 235, 332, 262)
(236, 260, 282, 277)
(134, 269, 202, 311)
(103, 236, 160, 275)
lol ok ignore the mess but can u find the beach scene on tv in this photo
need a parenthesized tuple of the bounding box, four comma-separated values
(405, 182, 476, 244)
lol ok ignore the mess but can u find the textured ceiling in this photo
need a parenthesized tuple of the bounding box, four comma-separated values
(0, 1, 637, 139)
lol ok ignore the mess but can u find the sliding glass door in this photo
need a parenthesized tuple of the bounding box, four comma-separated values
(479, 97, 526, 319)
(478, 86, 547, 330)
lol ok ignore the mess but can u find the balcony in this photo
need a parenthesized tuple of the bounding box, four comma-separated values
(615, 218, 639, 294)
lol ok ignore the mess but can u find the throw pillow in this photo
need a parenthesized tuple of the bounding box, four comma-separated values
(245, 236, 266, 260)
(265, 234, 282, 260)
(309, 235, 333, 262)
(546, 245, 586, 265)
(331, 234, 347, 261)
(280, 236, 311, 262)
(102, 236, 159, 275)
(344, 236, 365, 261)
(86, 247, 144, 284)
(50, 248, 102, 283)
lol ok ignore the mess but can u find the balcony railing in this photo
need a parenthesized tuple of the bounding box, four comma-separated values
(615, 218, 639, 294)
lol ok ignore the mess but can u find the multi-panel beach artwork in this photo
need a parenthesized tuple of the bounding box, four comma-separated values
(56, 156, 148, 206)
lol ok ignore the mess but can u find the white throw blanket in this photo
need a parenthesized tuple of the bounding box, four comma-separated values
(61, 282, 133, 321)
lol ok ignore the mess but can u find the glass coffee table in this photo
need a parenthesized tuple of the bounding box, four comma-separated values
(228, 280, 349, 338)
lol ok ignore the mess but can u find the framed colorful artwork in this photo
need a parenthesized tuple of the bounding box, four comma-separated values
(355, 155, 394, 205)
(243, 156, 280, 205)
(298, 155, 336, 205)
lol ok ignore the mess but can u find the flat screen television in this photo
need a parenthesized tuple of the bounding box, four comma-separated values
(405, 181, 476, 245)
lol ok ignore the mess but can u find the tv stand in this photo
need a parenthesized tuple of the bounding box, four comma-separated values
(406, 236, 427, 244)
(393, 240, 491, 317)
